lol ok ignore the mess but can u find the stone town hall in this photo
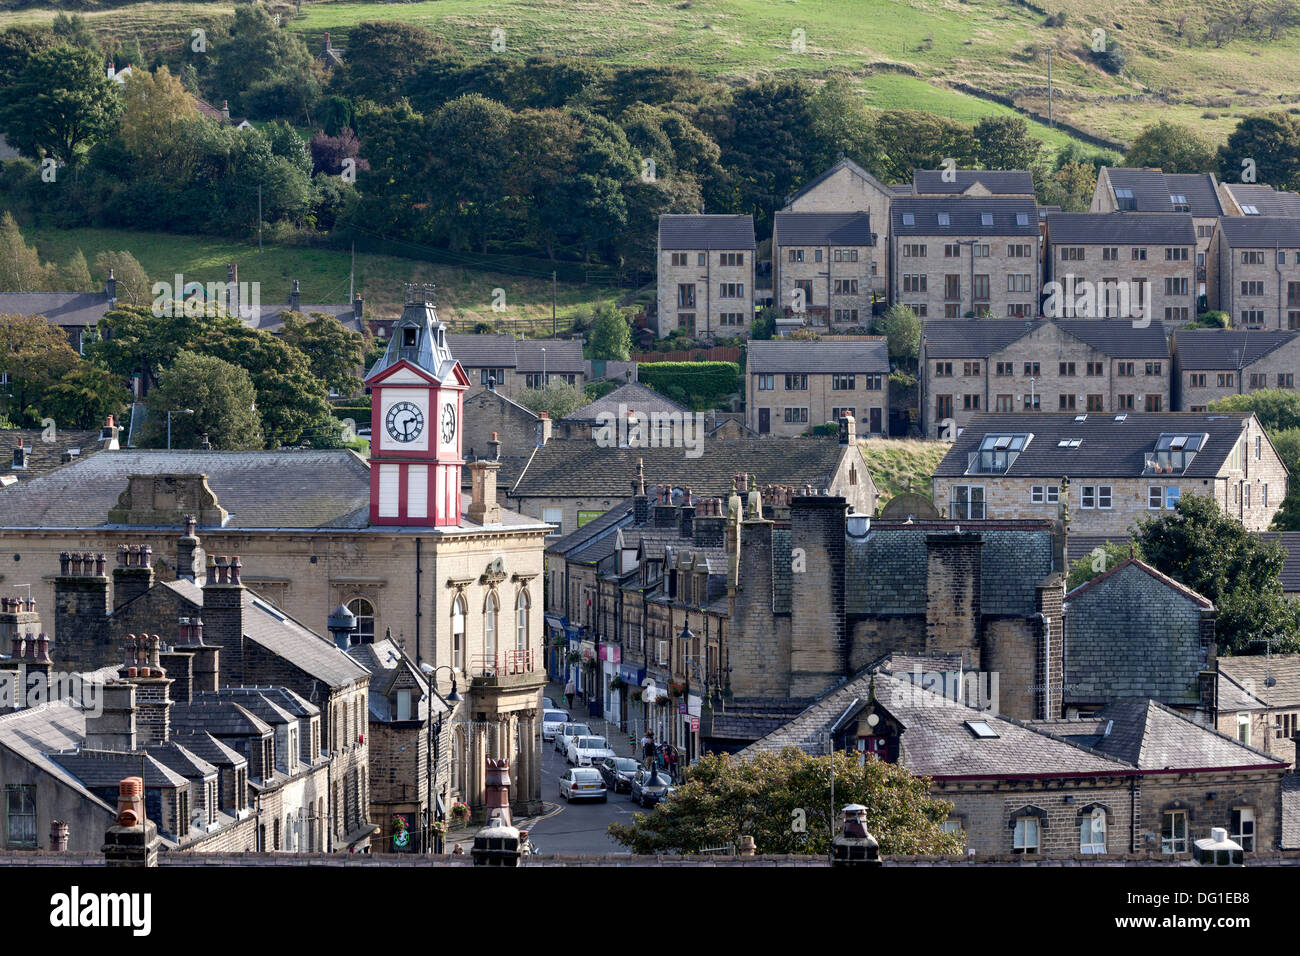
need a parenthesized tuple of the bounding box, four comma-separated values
(0, 287, 550, 822)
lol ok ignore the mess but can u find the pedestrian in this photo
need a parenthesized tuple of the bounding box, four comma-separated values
(641, 730, 655, 768)
(665, 744, 679, 782)
(564, 677, 575, 711)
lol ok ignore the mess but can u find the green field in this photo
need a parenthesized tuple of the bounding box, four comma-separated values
(24, 224, 619, 330)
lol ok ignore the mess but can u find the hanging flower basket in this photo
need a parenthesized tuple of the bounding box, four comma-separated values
(668, 680, 687, 697)
(450, 801, 472, 824)
(565, 650, 582, 665)
(610, 675, 625, 690)
(429, 819, 447, 837)
(655, 693, 671, 706)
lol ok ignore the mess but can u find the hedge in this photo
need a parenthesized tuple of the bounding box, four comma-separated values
(637, 362, 740, 411)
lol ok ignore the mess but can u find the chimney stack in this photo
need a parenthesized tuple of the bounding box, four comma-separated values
(176, 515, 206, 582)
(102, 777, 161, 867)
(468, 459, 502, 525)
(353, 292, 363, 321)
(632, 459, 650, 526)
(54, 551, 112, 671)
(290, 279, 301, 313)
(536, 411, 552, 447)
(49, 820, 69, 852)
(202, 556, 246, 682)
(113, 544, 155, 611)
(101, 414, 120, 451)
(839, 414, 856, 446)
(105, 267, 117, 304)
(86, 681, 137, 751)
(680, 487, 695, 538)
(488, 431, 501, 462)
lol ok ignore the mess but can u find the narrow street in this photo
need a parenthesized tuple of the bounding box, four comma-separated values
(526, 734, 646, 854)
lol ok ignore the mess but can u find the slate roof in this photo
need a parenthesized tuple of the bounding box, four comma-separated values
(564, 382, 690, 423)
(1046, 212, 1196, 244)
(0, 700, 111, 810)
(0, 292, 113, 327)
(144, 741, 218, 780)
(1063, 558, 1213, 707)
(171, 698, 273, 738)
(745, 670, 1131, 777)
(772, 211, 875, 246)
(1105, 168, 1224, 217)
(50, 750, 190, 788)
(933, 412, 1253, 479)
(450, 336, 584, 375)
(0, 428, 106, 484)
(658, 214, 756, 250)
(922, 319, 1170, 360)
(784, 158, 892, 207)
(747, 338, 889, 374)
(912, 169, 1036, 196)
(1216, 654, 1300, 711)
(169, 731, 247, 769)
(707, 698, 815, 743)
(1045, 698, 1286, 771)
(1222, 184, 1300, 217)
(1284, 775, 1300, 848)
(1216, 216, 1300, 246)
(242, 592, 370, 688)
(1258, 532, 1300, 592)
(892, 197, 1039, 236)
(0, 449, 372, 529)
(516, 339, 585, 374)
(1173, 329, 1298, 370)
(547, 501, 634, 557)
(512, 437, 851, 500)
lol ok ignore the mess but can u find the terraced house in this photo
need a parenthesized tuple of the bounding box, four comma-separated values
(771, 211, 879, 331)
(1044, 213, 1197, 325)
(1209, 218, 1300, 328)
(1173, 329, 1300, 410)
(932, 412, 1287, 534)
(655, 214, 756, 339)
(746, 339, 890, 437)
(891, 197, 1041, 319)
(919, 318, 1171, 437)
(447, 334, 584, 398)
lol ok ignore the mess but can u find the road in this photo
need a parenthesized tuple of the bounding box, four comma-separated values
(527, 732, 649, 854)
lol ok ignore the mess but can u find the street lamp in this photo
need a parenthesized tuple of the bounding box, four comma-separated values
(541, 347, 547, 386)
(419, 663, 461, 853)
(167, 408, 194, 450)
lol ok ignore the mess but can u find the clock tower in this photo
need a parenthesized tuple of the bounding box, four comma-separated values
(364, 284, 469, 526)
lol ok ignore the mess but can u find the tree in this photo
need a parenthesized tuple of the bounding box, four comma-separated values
(515, 380, 590, 421)
(1208, 389, 1300, 432)
(0, 313, 80, 416)
(1133, 494, 1300, 654)
(427, 94, 514, 253)
(0, 25, 59, 86)
(0, 212, 56, 292)
(507, 108, 583, 259)
(586, 302, 633, 361)
(805, 77, 880, 174)
(51, 14, 98, 52)
(1066, 539, 1143, 590)
(142, 350, 263, 450)
(751, 305, 778, 340)
(1268, 427, 1300, 530)
(971, 116, 1041, 171)
(0, 45, 121, 168)
(92, 251, 149, 306)
(1125, 122, 1217, 174)
(1219, 112, 1300, 192)
(873, 305, 921, 368)
(119, 66, 200, 176)
(606, 748, 962, 856)
(309, 127, 367, 177)
(87, 303, 221, 394)
(339, 21, 455, 104)
(871, 110, 975, 183)
(209, 5, 317, 121)
(61, 249, 94, 291)
(39, 362, 129, 429)
(279, 312, 367, 396)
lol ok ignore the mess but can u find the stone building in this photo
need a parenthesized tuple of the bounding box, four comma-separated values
(1208, 218, 1300, 328)
(655, 215, 756, 339)
(746, 340, 889, 437)
(1219, 183, 1300, 218)
(448, 335, 584, 398)
(1172, 329, 1300, 410)
(1091, 168, 1223, 287)
(745, 661, 1288, 857)
(0, 419, 119, 486)
(0, 271, 118, 354)
(891, 197, 1042, 319)
(557, 382, 693, 441)
(932, 411, 1287, 533)
(770, 212, 879, 331)
(910, 169, 1036, 199)
(1214, 654, 1300, 768)
(919, 318, 1171, 437)
(1044, 213, 1197, 326)
(462, 383, 546, 491)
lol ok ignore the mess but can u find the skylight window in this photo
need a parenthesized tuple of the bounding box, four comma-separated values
(970, 433, 1031, 474)
(1016, 213, 1029, 226)
(902, 213, 915, 226)
(1114, 413, 1127, 422)
(1147, 433, 1207, 474)
(1074, 414, 1087, 423)
(1069, 439, 1082, 448)
(1115, 187, 1136, 210)
(1170, 194, 1187, 205)
(1242, 204, 1260, 215)
(937, 212, 950, 226)
(981, 213, 994, 226)
(965, 720, 999, 739)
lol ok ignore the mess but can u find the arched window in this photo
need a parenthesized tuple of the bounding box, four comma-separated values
(346, 598, 374, 644)
(451, 594, 466, 672)
(515, 590, 530, 651)
(484, 591, 498, 670)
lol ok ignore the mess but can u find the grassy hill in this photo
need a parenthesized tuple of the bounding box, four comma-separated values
(9, 0, 1299, 150)
(25, 225, 618, 329)
(859, 437, 949, 505)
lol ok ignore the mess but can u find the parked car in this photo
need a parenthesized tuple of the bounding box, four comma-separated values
(559, 766, 607, 802)
(542, 696, 556, 710)
(566, 735, 616, 767)
(541, 710, 571, 741)
(630, 768, 675, 807)
(598, 756, 641, 793)
(554, 722, 592, 753)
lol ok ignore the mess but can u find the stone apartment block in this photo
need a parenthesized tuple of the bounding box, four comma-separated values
(920, 318, 1172, 437)
(771, 212, 880, 331)
(746, 338, 890, 437)
(1219, 183, 1300, 218)
(655, 214, 756, 339)
(1173, 329, 1300, 410)
(1215, 654, 1300, 769)
(783, 159, 900, 296)
(1209, 218, 1300, 328)
(1044, 213, 1198, 326)
(447, 334, 584, 399)
(891, 197, 1042, 319)
(1092, 168, 1223, 292)
(933, 412, 1287, 533)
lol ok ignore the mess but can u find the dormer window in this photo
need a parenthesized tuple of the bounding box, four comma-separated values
(1114, 187, 1136, 210)
(1146, 433, 1206, 474)
(402, 327, 418, 348)
(967, 433, 1031, 474)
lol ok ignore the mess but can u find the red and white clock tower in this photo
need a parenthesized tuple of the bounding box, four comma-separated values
(365, 285, 469, 526)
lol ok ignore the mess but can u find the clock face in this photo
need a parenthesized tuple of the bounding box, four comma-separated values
(440, 402, 457, 445)
(385, 401, 425, 443)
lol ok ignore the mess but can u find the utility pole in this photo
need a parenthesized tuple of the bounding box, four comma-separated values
(552, 271, 557, 336)
(258, 184, 263, 255)
(349, 242, 355, 303)
(1047, 49, 1054, 127)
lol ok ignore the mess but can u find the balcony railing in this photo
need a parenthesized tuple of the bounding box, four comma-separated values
(470, 649, 536, 677)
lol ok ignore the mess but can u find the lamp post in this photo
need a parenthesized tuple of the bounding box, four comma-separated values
(419, 663, 461, 853)
(541, 347, 547, 386)
(167, 408, 194, 450)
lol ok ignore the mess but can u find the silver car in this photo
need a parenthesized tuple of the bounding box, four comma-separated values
(541, 709, 571, 741)
(554, 721, 592, 753)
(558, 766, 607, 803)
(566, 735, 616, 767)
